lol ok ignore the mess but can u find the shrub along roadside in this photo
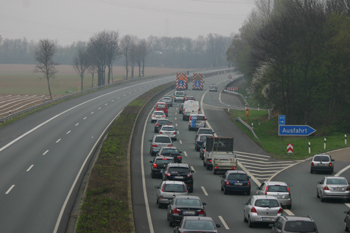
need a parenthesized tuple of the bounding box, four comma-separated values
(75, 82, 173, 233)
(226, 109, 349, 159)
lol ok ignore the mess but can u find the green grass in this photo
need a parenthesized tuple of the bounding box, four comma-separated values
(227, 109, 349, 159)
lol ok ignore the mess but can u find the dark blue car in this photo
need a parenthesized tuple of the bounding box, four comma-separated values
(221, 170, 251, 195)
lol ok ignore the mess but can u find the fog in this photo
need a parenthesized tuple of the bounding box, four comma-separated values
(0, 0, 256, 46)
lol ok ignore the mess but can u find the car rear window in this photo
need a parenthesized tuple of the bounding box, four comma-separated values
(161, 126, 174, 131)
(314, 155, 330, 162)
(199, 136, 208, 141)
(228, 174, 248, 181)
(161, 149, 180, 154)
(194, 116, 205, 120)
(163, 184, 186, 192)
(168, 167, 190, 173)
(156, 159, 173, 164)
(154, 112, 164, 115)
(157, 120, 169, 124)
(157, 104, 167, 108)
(155, 137, 171, 143)
(284, 221, 317, 232)
(176, 199, 201, 207)
(176, 92, 184, 95)
(198, 129, 213, 134)
(184, 220, 215, 230)
(326, 178, 348, 185)
(163, 98, 171, 101)
(267, 185, 288, 192)
(255, 199, 279, 207)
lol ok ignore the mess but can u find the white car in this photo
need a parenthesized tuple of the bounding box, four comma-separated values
(151, 110, 166, 123)
(159, 125, 177, 141)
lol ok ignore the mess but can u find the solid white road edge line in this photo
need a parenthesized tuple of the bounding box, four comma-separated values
(284, 209, 294, 216)
(5, 185, 15, 194)
(53, 110, 123, 233)
(201, 186, 208, 196)
(218, 216, 230, 230)
(141, 107, 156, 233)
(335, 165, 350, 177)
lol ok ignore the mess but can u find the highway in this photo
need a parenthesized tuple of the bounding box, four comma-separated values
(136, 72, 350, 233)
(0, 74, 180, 233)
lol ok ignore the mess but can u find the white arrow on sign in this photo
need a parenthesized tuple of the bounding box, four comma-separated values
(287, 144, 293, 153)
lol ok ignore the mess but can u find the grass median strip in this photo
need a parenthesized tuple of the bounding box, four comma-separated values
(76, 83, 173, 233)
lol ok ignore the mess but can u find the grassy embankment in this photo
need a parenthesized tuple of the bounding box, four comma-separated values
(75, 82, 173, 233)
(226, 109, 349, 159)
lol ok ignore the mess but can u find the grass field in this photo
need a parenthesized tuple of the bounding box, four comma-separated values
(0, 64, 188, 96)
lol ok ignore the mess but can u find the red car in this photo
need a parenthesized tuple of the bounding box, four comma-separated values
(155, 102, 168, 117)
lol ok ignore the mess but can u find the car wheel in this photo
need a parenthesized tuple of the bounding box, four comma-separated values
(221, 186, 224, 191)
(224, 187, 228, 195)
(316, 190, 320, 198)
(243, 214, 248, 223)
(248, 216, 254, 228)
(169, 220, 174, 227)
(206, 165, 210, 170)
(158, 201, 163, 208)
(286, 204, 292, 209)
(213, 169, 216, 174)
(188, 126, 191, 131)
(151, 172, 155, 178)
(345, 222, 349, 231)
(246, 190, 251, 195)
(188, 186, 193, 193)
(203, 161, 206, 167)
(330, 169, 333, 174)
(320, 193, 325, 202)
(310, 169, 313, 174)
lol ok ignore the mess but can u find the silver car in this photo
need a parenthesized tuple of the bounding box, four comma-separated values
(155, 181, 188, 208)
(209, 84, 218, 92)
(162, 96, 173, 107)
(316, 176, 350, 202)
(243, 195, 282, 228)
(159, 125, 177, 141)
(310, 154, 334, 174)
(151, 110, 166, 123)
(149, 134, 173, 156)
(256, 181, 292, 209)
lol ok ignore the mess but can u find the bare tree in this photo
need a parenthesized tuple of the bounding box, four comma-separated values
(72, 47, 89, 91)
(120, 35, 133, 79)
(34, 39, 59, 100)
(105, 31, 120, 84)
(138, 39, 149, 77)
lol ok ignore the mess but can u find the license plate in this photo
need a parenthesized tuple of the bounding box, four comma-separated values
(183, 211, 195, 215)
(234, 183, 243, 186)
(174, 176, 183, 179)
(262, 217, 274, 221)
(333, 187, 344, 191)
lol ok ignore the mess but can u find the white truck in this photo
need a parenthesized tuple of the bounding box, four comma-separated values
(182, 100, 200, 121)
(203, 137, 237, 174)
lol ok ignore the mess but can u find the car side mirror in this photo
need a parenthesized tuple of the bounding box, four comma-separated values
(149, 139, 152, 142)
(203, 202, 207, 205)
(179, 151, 182, 153)
(149, 161, 153, 163)
(344, 211, 349, 214)
(154, 186, 159, 189)
(222, 175, 225, 178)
(317, 181, 321, 184)
(332, 159, 335, 161)
(248, 176, 251, 179)
(216, 224, 221, 228)
(191, 170, 195, 173)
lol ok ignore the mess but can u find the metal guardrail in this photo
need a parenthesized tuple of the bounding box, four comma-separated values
(223, 90, 249, 106)
(235, 117, 260, 141)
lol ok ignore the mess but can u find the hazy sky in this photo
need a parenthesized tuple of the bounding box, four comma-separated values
(0, 0, 256, 46)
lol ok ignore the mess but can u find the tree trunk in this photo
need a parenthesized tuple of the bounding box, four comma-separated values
(47, 77, 52, 100)
(81, 75, 84, 91)
(91, 73, 94, 88)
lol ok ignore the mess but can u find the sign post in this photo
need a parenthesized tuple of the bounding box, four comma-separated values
(245, 108, 249, 124)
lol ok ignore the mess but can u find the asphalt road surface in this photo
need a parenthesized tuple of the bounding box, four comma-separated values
(136, 72, 350, 233)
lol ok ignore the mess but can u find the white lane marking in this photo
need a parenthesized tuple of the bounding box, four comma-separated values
(284, 209, 294, 216)
(129, 92, 131, 94)
(190, 166, 196, 173)
(83, 117, 87, 120)
(336, 165, 350, 177)
(105, 103, 108, 105)
(117, 97, 120, 99)
(43, 150, 49, 155)
(111, 100, 114, 102)
(5, 185, 15, 194)
(98, 107, 101, 109)
(201, 186, 208, 196)
(123, 94, 126, 96)
(176, 123, 178, 127)
(66, 130, 71, 135)
(26, 164, 34, 172)
(56, 139, 61, 143)
(91, 112, 94, 114)
(175, 112, 177, 115)
(175, 117, 177, 120)
(177, 131, 180, 135)
(184, 151, 188, 157)
(218, 216, 229, 230)
(53, 110, 123, 233)
(179, 140, 182, 144)
(346, 203, 350, 208)
(236, 151, 272, 158)
(75, 123, 79, 126)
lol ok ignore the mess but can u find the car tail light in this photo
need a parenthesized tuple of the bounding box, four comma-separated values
(311, 162, 314, 166)
(247, 181, 251, 186)
(152, 115, 155, 117)
(287, 186, 291, 195)
(188, 173, 192, 178)
(231, 167, 236, 170)
(162, 158, 168, 160)
(174, 132, 176, 134)
(329, 163, 332, 167)
(215, 167, 219, 169)
(324, 186, 329, 190)
(251, 207, 257, 213)
(173, 208, 181, 214)
(197, 209, 205, 215)
(226, 180, 230, 185)
(189, 116, 192, 120)
(347, 186, 350, 191)
(169, 144, 173, 147)
(278, 208, 283, 214)
(203, 150, 205, 153)
(153, 164, 157, 168)
(209, 159, 212, 162)
(167, 123, 171, 125)
(160, 132, 163, 134)
(162, 115, 165, 117)
(165, 172, 171, 177)
(155, 123, 159, 126)
(204, 117, 206, 120)
(152, 144, 158, 147)
(161, 184, 165, 191)
(265, 186, 268, 195)
(176, 156, 182, 159)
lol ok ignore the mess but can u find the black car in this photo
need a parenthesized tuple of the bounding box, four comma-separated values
(179, 103, 184, 114)
(199, 142, 206, 160)
(195, 134, 213, 151)
(221, 170, 251, 195)
(162, 163, 194, 192)
(167, 195, 207, 226)
(158, 147, 183, 163)
(154, 119, 172, 133)
(174, 216, 220, 233)
(150, 156, 174, 178)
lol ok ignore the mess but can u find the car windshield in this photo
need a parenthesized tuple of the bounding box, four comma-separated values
(314, 155, 330, 162)
(161, 149, 180, 154)
(163, 184, 185, 192)
(154, 137, 171, 143)
(154, 112, 164, 116)
(157, 120, 170, 124)
(161, 127, 174, 131)
(284, 221, 317, 232)
(157, 104, 166, 108)
(176, 92, 184, 95)
(199, 136, 208, 141)
(156, 159, 173, 164)
(255, 199, 280, 208)
(326, 178, 348, 185)
(267, 185, 288, 192)
(163, 98, 171, 101)
(168, 167, 190, 173)
(228, 174, 248, 181)
(194, 116, 205, 120)
(198, 129, 212, 134)
(184, 220, 215, 230)
(176, 199, 201, 207)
